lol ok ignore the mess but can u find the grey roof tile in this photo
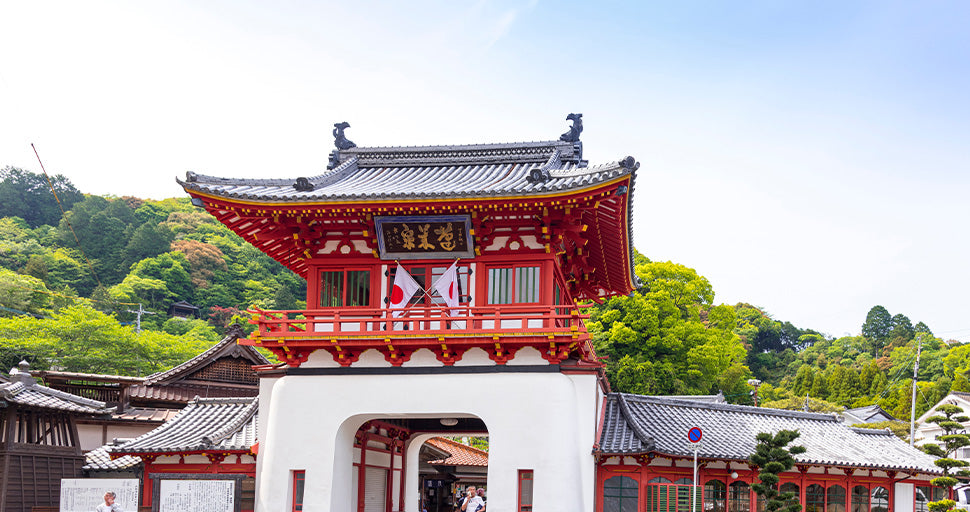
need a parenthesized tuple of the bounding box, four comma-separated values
(83, 445, 142, 471)
(0, 363, 113, 415)
(109, 396, 257, 454)
(178, 141, 633, 203)
(600, 394, 939, 474)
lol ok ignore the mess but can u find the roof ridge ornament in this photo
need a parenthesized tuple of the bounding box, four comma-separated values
(333, 122, 356, 150)
(559, 113, 584, 162)
(559, 113, 583, 143)
(328, 121, 357, 170)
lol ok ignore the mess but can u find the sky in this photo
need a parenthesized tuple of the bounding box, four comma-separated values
(1, 1, 968, 342)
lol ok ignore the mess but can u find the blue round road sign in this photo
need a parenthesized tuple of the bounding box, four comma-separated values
(688, 427, 703, 443)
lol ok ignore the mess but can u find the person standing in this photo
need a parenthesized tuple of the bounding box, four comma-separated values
(461, 486, 485, 512)
(96, 491, 124, 512)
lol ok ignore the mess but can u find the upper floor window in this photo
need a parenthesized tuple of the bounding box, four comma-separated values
(319, 269, 370, 307)
(488, 265, 540, 304)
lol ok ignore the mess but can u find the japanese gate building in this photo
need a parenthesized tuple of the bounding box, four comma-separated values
(176, 117, 940, 512)
(178, 115, 634, 511)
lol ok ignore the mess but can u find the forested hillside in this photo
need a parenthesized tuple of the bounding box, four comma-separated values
(0, 166, 305, 374)
(0, 166, 966, 424)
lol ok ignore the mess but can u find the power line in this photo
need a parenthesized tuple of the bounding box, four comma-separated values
(31, 143, 103, 289)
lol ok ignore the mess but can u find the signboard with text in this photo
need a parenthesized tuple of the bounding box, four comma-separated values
(159, 479, 234, 512)
(60, 478, 139, 512)
(149, 474, 244, 512)
(375, 215, 474, 260)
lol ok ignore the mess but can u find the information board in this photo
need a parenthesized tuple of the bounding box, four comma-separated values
(159, 479, 235, 512)
(60, 478, 139, 512)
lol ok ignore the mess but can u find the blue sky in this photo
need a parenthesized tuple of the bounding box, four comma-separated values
(1, 1, 968, 342)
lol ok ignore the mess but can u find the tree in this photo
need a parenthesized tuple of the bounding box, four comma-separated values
(590, 258, 748, 396)
(750, 430, 806, 512)
(921, 404, 970, 512)
(0, 166, 84, 228)
(861, 305, 892, 353)
(889, 314, 914, 344)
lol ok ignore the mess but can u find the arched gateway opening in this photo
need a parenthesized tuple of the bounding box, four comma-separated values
(322, 416, 488, 512)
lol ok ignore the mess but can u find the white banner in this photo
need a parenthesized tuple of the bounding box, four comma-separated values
(159, 479, 235, 512)
(60, 478, 139, 512)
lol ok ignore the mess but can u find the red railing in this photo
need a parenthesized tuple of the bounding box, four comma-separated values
(250, 304, 585, 334)
(248, 304, 593, 352)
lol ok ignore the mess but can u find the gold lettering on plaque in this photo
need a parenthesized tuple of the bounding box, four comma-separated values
(400, 224, 415, 250)
(417, 224, 435, 250)
(435, 223, 455, 251)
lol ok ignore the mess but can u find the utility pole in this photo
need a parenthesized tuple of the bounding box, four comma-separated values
(909, 334, 923, 447)
(125, 303, 156, 333)
(747, 378, 762, 407)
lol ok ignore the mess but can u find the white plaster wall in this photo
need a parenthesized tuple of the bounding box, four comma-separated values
(77, 424, 104, 452)
(254, 370, 598, 512)
(895, 482, 914, 512)
(78, 423, 159, 452)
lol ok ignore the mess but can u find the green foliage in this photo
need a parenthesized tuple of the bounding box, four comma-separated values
(589, 259, 748, 398)
(0, 305, 213, 376)
(762, 396, 844, 413)
(749, 430, 806, 512)
(861, 305, 892, 352)
(0, 167, 84, 228)
(852, 420, 910, 440)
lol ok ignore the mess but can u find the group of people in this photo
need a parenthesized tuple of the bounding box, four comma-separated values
(456, 486, 486, 512)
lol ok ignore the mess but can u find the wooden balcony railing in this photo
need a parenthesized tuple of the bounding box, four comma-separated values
(245, 304, 595, 366)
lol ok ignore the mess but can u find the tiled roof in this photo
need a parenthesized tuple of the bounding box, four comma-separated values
(32, 370, 146, 384)
(649, 393, 725, 404)
(178, 144, 635, 203)
(842, 404, 897, 424)
(426, 437, 489, 467)
(0, 362, 114, 415)
(128, 383, 259, 404)
(109, 396, 257, 455)
(142, 324, 268, 385)
(600, 394, 940, 474)
(110, 407, 181, 423)
(83, 445, 142, 471)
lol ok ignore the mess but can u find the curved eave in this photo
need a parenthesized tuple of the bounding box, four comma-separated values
(179, 174, 633, 207)
(112, 448, 254, 457)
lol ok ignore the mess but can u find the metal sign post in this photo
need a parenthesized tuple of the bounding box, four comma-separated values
(688, 427, 703, 512)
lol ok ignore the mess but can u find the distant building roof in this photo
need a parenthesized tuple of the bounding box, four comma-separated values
(648, 392, 725, 404)
(842, 404, 898, 424)
(600, 393, 939, 474)
(142, 324, 269, 386)
(426, 437, 489, 467)
(109, 396, 257, 455)
(0, 361, 114, 415)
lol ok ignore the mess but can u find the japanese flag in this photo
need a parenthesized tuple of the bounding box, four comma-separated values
(432, 261, 460, 315)
(389, 263, 421, 317)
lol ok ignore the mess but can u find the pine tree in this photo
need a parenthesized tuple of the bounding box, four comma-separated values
(750, 430, 807, 512)
(922, 404, 970, 512)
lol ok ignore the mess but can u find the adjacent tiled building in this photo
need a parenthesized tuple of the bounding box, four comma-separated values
(597, 394, 941, 512)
